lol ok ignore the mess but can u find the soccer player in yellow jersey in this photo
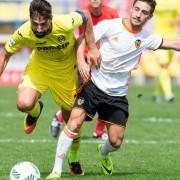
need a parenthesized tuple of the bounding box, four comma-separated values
(0, 0, 100, 176)
(153, 0, 180, 103)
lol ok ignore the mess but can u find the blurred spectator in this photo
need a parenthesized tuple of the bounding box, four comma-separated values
(152, 0, 180, 103)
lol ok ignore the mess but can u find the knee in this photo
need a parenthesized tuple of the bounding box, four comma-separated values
(66, 109, 86, 132)
(67, 116, 84, 133)
(68, 120, 82, 132)
(109, 136, 124, 148)
(16, 97, 36, 112)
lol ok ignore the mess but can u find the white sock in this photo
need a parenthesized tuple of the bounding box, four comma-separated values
(101, 140, 118, 158)
(52, 130, 73, 173)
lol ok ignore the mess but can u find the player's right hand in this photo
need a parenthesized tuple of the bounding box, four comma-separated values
(87, 47, 101, 69)
(78, 58, 91, 81)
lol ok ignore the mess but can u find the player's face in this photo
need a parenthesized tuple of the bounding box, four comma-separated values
(31, 15, 52, 38)
(89, 0, 102, 8)
(130, 1, 152, 28)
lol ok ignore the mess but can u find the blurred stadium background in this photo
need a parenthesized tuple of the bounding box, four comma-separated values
(1, 0, 179, 86)
(0, 0, 132, 86)
(0, 1, 180, 179)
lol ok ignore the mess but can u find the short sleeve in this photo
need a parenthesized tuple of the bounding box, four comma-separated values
(5, 28, 26, 54)
(68, 12, 83, 30)
(93, 20, 111, 42)
(147, 34, 163, 50)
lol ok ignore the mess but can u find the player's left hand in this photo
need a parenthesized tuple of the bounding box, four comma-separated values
(87, 47, 101, 69)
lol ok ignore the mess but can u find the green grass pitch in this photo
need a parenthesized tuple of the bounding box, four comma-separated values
(0, 85, 180, 180)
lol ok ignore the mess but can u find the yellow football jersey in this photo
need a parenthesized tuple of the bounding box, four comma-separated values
(154, 0, 180, 38)
(5, 12, 84, 109)
(5, 12, 83, 74)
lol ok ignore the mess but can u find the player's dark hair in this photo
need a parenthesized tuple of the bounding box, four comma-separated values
(30, 0, 52, 20)
(133, 0, 157, 15)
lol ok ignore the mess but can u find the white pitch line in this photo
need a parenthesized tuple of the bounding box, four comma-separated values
(0, 112, 22, 117)
(0, 112, 178, 123)
(0, 139, 179, 144)
(143, 117, 179, 123)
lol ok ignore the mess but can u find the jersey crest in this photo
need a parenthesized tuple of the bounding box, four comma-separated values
(135, 39, 141, 48)
(57, 35, 66, 43)
(77, 97, 85, 106)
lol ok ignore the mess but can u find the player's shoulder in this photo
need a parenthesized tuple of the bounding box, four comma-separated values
(15, 21, 31, 38)
(101, 17, 121, 23)
(138, 27, 156, 40)
(104, 17, 121, 24)
(52, 13, 78, 32)
(96, 17, 121, 29)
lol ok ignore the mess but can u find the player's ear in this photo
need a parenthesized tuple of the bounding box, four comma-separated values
(148, 14, 153, 20)
(48, 16, 52, 24)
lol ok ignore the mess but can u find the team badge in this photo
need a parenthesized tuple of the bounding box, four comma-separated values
(111, 36, 119, 42)
(57, 35, 66, 43)
(77, 97, 85, 105)
(135, 39, 141, 48)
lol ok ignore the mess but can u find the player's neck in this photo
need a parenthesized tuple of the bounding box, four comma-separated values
(90, 7, 102, 17)
(122, 18, 142, 34)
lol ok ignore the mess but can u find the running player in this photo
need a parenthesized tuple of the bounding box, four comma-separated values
(0, 0, 100, 176)
(152, 0, 180, 103)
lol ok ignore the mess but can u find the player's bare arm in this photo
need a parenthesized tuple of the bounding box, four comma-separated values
(76, 36, 91, 81)
(81, 10, 101, 68)
(159, 39, 180, 51)
(0, 48, 12, 76)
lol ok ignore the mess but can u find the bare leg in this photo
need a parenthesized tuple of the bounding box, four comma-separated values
(98, 123, 126, 175)
(16, 87, 42, 134)
(107, 123, 125, 148)
(51, 108, 86, 174)
(16, 87, 41, 112)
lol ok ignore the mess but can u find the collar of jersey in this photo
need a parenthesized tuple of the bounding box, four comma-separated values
(122, 18, 141, 34)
